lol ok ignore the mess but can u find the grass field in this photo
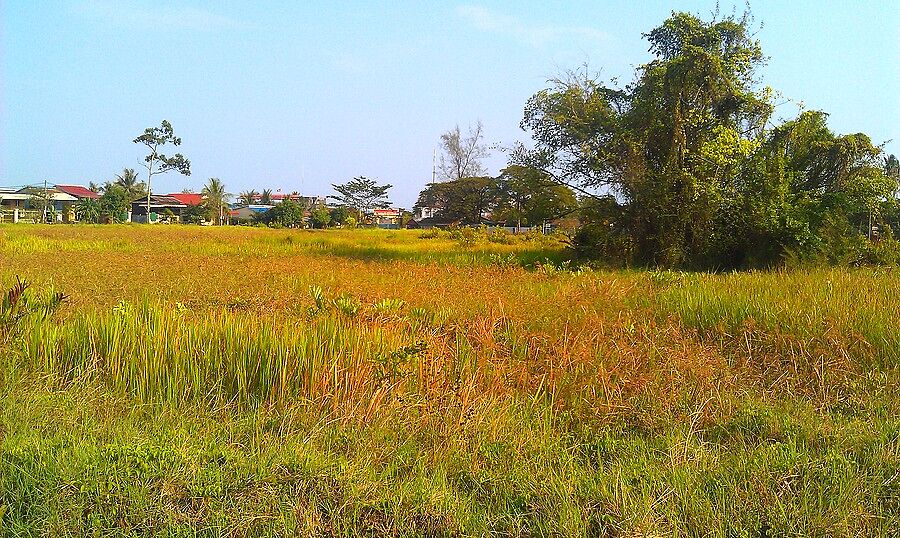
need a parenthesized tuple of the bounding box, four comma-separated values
(1, 224, 899, 536)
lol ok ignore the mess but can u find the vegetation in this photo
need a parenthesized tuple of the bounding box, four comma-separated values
(201, 177, 230, 225)
(512, 11, 896, 269)
(331, 176, 393, 220)
(1, 224, 899, 535)
(133, 120, 191, 217)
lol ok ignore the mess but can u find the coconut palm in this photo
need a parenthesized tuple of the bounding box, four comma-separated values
(238, 190, 258, 206)
(260, 189, 273, 205)
(201, 177, 230, 225)
(114, 168, 147, 200)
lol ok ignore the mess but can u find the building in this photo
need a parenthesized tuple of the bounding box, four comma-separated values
(372, 208, 402, 227)
(130, 195, 187, 223)
(0, 186, 79, 223)
(229, 204, 274, 223)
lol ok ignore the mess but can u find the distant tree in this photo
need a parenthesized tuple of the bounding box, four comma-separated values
(114, 168, 147, 201)
(439, 121, 492, 181)
(260, 189, 273, 205)
(98, 184, 131, 222)
(238, 190, 258, 206)
(75, 198, 102, 223)
(309, 206, 332, 228)
(201, 177, 230, 225)
(88, 181, 101, 194)
(329, 206, 351, 226)
(497, 165, 578, 230)
(414, 176, 500, 223)
(331, 177, 392, 220)
(133, 120, 191, 222)
(886, 154, 900, 197)
(257, 199, 306, 228)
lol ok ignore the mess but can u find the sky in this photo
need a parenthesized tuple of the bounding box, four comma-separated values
(2, 1, 898, 208)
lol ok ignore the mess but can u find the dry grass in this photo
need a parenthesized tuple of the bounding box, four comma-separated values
(1, 224, 899, 535)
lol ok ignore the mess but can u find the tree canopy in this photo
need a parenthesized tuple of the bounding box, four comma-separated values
(331, 177, 392, 218)
(512, 10, 895, 268)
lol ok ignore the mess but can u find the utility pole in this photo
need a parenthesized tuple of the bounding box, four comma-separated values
(432, 147, 436, 184)
(43, 179, 49, 223)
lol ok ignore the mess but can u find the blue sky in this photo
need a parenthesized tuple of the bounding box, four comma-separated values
(2, 1, 898, 207)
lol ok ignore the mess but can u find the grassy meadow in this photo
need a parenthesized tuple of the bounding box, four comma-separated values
(1, 224, 899, 536)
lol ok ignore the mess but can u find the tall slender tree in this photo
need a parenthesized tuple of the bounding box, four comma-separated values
(133, 120, 191, 222)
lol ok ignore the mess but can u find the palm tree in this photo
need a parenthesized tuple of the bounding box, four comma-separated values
(260, 188, 273, 205)
(115, 168, 147, 200)
(202, 177, 230, 225)
(238, 190, 258, 206)
(88, 181, 101, 194)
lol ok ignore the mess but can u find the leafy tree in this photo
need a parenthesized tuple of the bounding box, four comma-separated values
(496, 165, 578, 229)
(329, 206, 351, 226)
(201, 178, 230, 225)
(75, 198, 102, 223)
(439, 122, 492, 181)
(257, 199, 306, 228)
(331, 177, 392, 220)
(260, 189, 273, 205)
(414, 177, 500, 223)
(513, 10, 894, 268)
(114, 168, 147, 200)
(133, 120, 191, 222)
(309, 206, 332, 228)
(98, 184, 131, 222)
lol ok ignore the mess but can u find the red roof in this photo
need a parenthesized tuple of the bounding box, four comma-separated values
(167, 193, 204, 206)
(373, 208, 401, 216)
(55, 184, 100, 199)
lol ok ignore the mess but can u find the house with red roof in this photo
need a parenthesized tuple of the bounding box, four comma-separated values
(55, 184, 100, 200)
(166, 192, 204, 206)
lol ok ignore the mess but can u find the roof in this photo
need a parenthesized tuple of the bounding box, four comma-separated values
(131, 195, 186, 208)
(0, 190, 78, 202)
(55, 184, 100, 199)
(167, 193, 204, 206)
(373, 208, 401, 216)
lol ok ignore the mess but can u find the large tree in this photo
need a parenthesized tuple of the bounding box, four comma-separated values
(496, 165, 578, 230)
(414, 177, 500, 224)
(331, 177, 392, 219)
(513, 10, 894, 268)
(438, 122, 492, 181)
(133, 120, 191, 222)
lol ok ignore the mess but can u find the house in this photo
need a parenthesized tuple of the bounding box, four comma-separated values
(372, 208, 402, 226)
(55, 184, 100, 201)
(130, 195, 187, 223)
(0, 186, 79, 223)
(166, 192, 203, 207)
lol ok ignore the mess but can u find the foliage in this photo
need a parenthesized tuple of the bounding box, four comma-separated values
(201, 177, 230, 225)
(328, 205, 351, 226)
(238, 189, 259, 206)
(133, 120, 191, 215)
(414, 176, 499, 223)
(331, 177, 392, 219)
(114, 168, 147, 201)
(74, 198, 102, 223)
(513, 11, 895, 268)
(256, 199, 307, 228)
(97, 184, 131, 222)
(438, 121, 492, 181)
(260, 188, 273, 205)
(308, 206, 331, 228)
(496, 165, 578, 227)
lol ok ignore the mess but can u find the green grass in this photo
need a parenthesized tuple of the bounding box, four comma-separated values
(1, 225, 899, 535)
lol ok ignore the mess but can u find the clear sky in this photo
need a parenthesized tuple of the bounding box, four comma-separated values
(2, 1, 898, 207)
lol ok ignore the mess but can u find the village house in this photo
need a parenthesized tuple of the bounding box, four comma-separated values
(130, 195, 187, 223)
(0, 186, 80, 223)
